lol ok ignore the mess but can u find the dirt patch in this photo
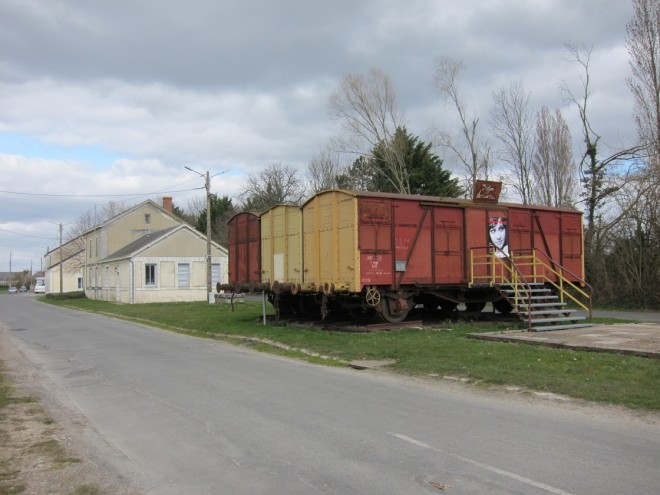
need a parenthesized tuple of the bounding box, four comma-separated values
(0, 332, 139, 495)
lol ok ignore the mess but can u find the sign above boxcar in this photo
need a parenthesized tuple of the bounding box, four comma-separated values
(473, 180, 502, 204)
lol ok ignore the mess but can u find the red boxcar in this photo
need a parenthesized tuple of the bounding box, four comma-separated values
(300, 190, 587, 323)
(223, 211, 262, 292)
(225, 190, 589, 326)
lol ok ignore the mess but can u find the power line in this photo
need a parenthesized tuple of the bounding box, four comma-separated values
(0, 186, 204, 198)
(0, 226, 57, 240)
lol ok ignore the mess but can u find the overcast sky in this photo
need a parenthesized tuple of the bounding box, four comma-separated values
(0, 0, 638, 272)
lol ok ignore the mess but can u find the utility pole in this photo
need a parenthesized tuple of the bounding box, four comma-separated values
(59, 222, 63, 295)
(186, 166, 213, 299)
(205, 170, 212, 297)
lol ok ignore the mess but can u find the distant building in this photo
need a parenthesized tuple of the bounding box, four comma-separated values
(0, 272, 20, 287)
(44, 238, 85, 293)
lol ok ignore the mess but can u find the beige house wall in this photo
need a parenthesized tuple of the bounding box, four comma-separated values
(86, 202, 180, 267)
(45, 262, 83, 293)
(95, 257, 225, 304)
(84, 205, 229, 303)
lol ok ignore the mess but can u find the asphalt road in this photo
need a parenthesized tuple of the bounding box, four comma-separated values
(592, 309, 660, 322)
(1, 295, 659, 494)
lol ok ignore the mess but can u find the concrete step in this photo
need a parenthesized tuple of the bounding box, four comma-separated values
(518, 309, 578, 316)
(530, 323, 594, 332)
(517, 302, 567, 309)
(527, 316, 587, 324)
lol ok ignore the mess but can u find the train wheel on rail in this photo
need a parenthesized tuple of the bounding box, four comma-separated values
(493, 299, 514, 314)
(439, 300, 458, 313)
(465, 301, 486, 312)
(378, 295, 412, 323)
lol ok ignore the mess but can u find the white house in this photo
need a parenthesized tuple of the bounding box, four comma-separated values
(97, 224, 227, 304)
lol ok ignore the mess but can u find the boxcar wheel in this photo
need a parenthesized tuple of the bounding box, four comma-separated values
(439, 301, 458, 313)
(465, 302, 486, 312)
(493, 299, 514, 314)
(379, 297, 410, 323)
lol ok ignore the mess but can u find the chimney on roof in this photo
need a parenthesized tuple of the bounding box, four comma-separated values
(163, 196, 173, 213)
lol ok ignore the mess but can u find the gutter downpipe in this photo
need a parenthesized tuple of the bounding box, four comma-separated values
(130, 259, 135, 304)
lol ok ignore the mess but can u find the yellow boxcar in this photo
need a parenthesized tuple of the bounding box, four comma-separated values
(302, 190, 360, 294)
(260, 204, 303, 291)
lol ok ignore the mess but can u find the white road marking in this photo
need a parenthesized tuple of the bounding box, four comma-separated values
(388, 432, 575, 495)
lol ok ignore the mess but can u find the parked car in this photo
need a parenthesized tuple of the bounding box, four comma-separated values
(33, 284, 46, 294)
(8, 286, 17, 294)
(19, 286, 27, 292)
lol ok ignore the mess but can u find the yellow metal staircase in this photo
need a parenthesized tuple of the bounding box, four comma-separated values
(470, 249, 593, 332)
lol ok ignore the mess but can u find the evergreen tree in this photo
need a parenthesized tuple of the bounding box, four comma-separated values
(352, 127, 463, 197)
(195, 194, 237, 246)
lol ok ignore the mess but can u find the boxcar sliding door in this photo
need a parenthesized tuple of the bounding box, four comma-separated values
(433, 206, 463, 283)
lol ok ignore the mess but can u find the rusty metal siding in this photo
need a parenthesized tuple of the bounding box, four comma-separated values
(358, 197, 393, 286)
(393, 200, 433, 286)
(507, 206, 584, 283)
(464, 207, 489, 280)
(357, 197, 462, 288)
(432, 206, 464, 283)
(560, 212, 583, 279)
(227, 212, 261, 287)
(509, 209, 533, 251)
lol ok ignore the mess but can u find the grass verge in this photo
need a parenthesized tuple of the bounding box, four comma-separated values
(44, 298, 660, 411)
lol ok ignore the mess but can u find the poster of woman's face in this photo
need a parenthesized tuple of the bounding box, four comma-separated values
(488, 217, 509, 258)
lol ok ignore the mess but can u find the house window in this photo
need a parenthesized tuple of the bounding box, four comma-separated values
(77, 277, 83, 290)
(145, 263, 156, 287)
(212, 263, 221, 287)
(145, 213, 151, 224)
(104, 266, 109, 287)
(178, 263, 190, 287)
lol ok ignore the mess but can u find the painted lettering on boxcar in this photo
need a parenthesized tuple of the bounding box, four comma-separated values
(360, 253, 392, 285)
(359, 200, 391, 223)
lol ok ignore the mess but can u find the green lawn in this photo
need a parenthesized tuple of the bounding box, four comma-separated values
(43, 298, 660, 411)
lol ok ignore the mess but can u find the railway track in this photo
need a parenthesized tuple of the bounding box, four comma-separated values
(268, 308, 521, 332)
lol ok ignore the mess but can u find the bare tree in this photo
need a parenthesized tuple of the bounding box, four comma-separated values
(239, 162, 307, 211)
(561, 43, 650, 308)
(328, 68, 412, 193)
(63, 201, 131, 272)
(329, 68, 404, 152)
(433, 56, 492, 197)
(490, 81, 534, 203)
(186, 195, 207, 220)
(627, 0, 660, 164)
(606, 178, 660, 308)
(306, 145, 347, 193)
(531, 106, 578, 207)
(561, 44, 646, 250)
(626, 0, 660, 240)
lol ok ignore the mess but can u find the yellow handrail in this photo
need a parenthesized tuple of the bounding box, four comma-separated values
(469, 247, 592, 323)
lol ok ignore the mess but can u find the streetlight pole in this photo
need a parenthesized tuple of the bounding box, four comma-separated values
(186, 166, 213, 299)
(48, 221, 66, 295)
